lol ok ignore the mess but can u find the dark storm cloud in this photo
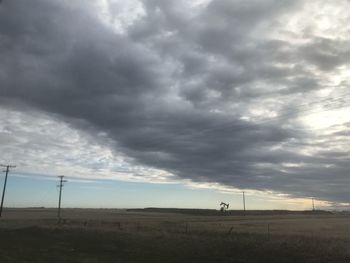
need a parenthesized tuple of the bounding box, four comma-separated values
(296, 36, 350, 71)
(1, 0, 350, 204)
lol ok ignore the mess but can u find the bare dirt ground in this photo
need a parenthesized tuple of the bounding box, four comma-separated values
(0, 208, 350, 262)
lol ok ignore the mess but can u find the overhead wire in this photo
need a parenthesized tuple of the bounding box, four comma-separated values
(121, 91, 350, 150)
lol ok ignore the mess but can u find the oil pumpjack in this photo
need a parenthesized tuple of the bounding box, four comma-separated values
(220, 202, 229, 212)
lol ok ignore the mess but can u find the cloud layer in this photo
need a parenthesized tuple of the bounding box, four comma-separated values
(1, 0, 350, 204)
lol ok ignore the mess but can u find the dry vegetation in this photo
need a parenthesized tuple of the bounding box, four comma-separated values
(1, 208, 350, 262)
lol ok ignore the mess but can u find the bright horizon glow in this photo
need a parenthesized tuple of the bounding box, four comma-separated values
(0, 172, 338, 211)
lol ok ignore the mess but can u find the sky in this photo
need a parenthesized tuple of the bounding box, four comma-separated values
(0, 0, 350, 210)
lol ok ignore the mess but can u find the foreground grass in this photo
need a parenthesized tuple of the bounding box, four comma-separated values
(0, 226, 349, 263)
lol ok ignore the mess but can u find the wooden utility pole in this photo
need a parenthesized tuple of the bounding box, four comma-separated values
(0, 164, 16, 217)
(243, 191, 246, 216)
(57, 175, 67, 221)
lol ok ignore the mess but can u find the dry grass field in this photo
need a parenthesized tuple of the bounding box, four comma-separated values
(1, 208, 350, 262)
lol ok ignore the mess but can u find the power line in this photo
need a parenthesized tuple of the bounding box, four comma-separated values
(189, 94, 350, 137)
(0, 164, 16, 217)
(123, 92, 350, 150)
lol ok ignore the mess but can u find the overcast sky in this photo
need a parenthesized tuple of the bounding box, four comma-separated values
(1, 0, 350, 209)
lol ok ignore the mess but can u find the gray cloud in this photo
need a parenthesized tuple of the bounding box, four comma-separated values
(1, 0, 350, 204)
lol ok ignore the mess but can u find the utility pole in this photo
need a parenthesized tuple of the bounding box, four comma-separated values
(0, 164, 16, 217)
(243, 191, 246, 216)
(312, 198, 315, 211)
(57, 175, 67, 221)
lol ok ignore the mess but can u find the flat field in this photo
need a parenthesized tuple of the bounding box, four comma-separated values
(0, 208, 350, 262)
